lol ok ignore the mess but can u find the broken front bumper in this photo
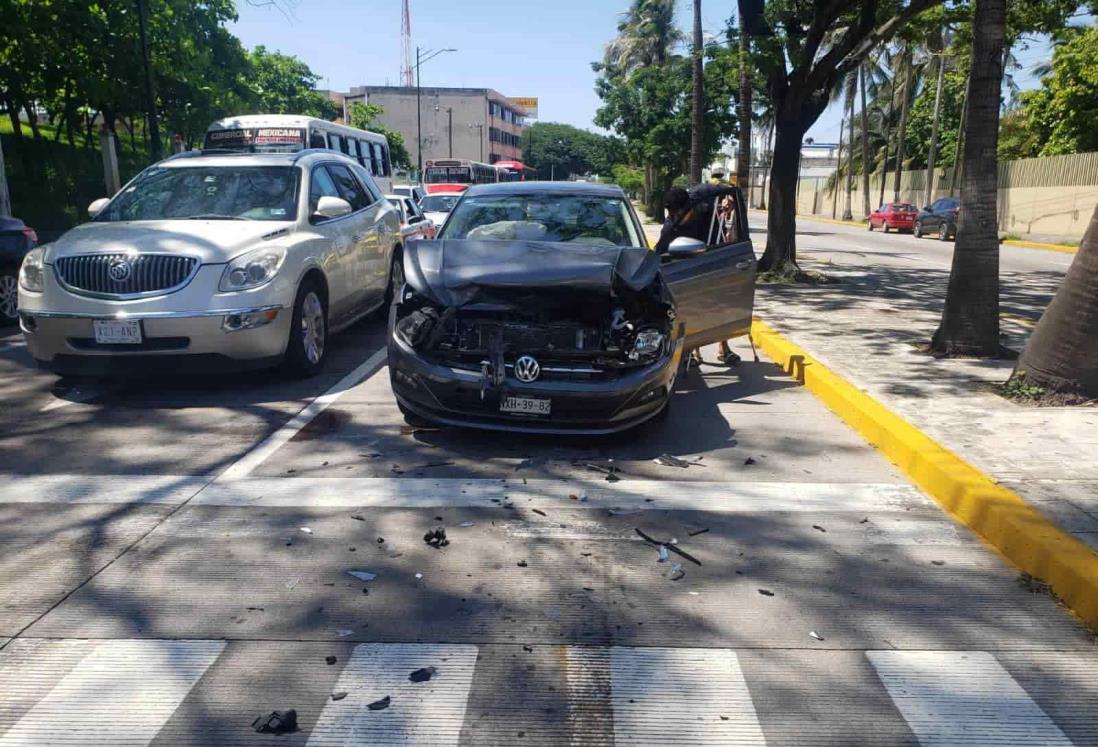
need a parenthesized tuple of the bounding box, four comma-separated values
(387, 333, 683, 435)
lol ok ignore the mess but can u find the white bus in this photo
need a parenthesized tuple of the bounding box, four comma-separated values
(204, 115, 393, 192)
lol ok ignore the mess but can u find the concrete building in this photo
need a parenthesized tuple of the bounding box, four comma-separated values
(330, 87, 530, 173)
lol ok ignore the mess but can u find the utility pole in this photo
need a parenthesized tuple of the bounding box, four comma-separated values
(136, 0, 161, 161)
(448, 108, 453, 157)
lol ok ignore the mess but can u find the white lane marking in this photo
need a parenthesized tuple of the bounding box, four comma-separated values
(565, 647, 613, 745)
(0, 639, 225, 746)
(868, 651, 1073, 747)
(307, 643, 478, 746)
(0, 474, 209, 505)
(217, 347, 388, 481)
(193, 478, 925, 513)
(40, 387, 100, 413)
(608, 647, 765, 746)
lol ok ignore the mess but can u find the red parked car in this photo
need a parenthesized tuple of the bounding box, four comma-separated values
(867, 202, 918, 233)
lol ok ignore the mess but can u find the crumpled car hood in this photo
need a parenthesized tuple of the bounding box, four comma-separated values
(403, 239, 661, 307)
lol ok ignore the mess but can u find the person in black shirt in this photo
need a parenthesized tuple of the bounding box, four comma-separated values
(654, 184, 743, 367)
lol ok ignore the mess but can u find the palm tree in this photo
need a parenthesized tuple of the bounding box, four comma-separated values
(892, 44, 915, 201)
(859, 63, 872, 216)
(930, 0, 1005, 356)
(1011, 204, 1098, 398)
(689, 0, 704, 183)
(735, 14, 752, 187)
(842, 71, 856, 220)
(604, 0, 683, 72)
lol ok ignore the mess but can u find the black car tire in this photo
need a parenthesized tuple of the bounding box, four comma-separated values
(867, 220, 874, 231)
(383, 248, 404, 308)
(283, 278, 327, 378)
(913, 221, 923, 238)
(0, 269, 18, 326)
(882, 223, 890, 233)
(939, 223, 953, 241)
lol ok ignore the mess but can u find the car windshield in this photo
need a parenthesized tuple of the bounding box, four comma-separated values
(441, 193, 642, 247)
(95, 165, 300, 222)
(421, 194, 461, 213)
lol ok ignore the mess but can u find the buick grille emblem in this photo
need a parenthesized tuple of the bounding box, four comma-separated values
(514, 355, 541, 383)
(108, 257, 132, 283)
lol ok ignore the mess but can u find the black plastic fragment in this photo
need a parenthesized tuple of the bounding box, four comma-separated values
(252, 709, 298, 734)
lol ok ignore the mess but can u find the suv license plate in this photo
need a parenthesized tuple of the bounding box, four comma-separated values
(93, 319, 142, 344)
(501, 396, 551, 416)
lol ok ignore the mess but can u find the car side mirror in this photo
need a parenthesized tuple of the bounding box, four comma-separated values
(668, 236, 707, 258)
(313, 195, 352, 221)
(88, 198, 110, 218)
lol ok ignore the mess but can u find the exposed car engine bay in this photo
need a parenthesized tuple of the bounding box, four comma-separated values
(392, 238, 676, 395)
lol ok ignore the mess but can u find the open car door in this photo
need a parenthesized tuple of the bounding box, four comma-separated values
(660, 187, 757, 349)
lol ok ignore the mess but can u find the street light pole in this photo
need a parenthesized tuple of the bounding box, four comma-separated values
(416, 46, 422, 179)
(415, 47, 457, 180)
(448, 108, 453, 157)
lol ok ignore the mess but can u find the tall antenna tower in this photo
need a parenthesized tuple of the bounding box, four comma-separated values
(400, 0, 414, 87)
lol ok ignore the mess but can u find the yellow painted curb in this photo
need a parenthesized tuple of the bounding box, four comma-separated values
(749, 317, 1098, 628)
(1003, 239, 1078, 254)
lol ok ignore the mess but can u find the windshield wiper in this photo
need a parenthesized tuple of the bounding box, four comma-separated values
(185, 213, 253, 221)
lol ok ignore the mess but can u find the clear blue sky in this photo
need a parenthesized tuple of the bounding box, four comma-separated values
(229, 0, 1058, 147)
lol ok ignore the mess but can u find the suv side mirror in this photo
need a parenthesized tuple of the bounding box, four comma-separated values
(668, 236, 707, 258)
(88, 198, 110, 218)
(313, 195, 352, 221)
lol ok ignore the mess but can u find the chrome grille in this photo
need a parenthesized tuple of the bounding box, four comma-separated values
(54, 254, 199, 298)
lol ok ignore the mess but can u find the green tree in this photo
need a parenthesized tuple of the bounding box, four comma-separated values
(519, 122, 619, 180)
(1011, 27, 1098, 156)
(349, 102, 411, 169)
(244, 46, 338, 120)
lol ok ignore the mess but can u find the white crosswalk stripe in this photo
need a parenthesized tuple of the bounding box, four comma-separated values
(306, 642, 479, 746)
(0, 639, 225, 746)
(868, 650, 1074, 746)
(607, 647, 765, 746)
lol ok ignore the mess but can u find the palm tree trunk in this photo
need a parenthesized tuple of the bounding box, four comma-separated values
(879, 76, 897, 209)
(924, 53, 947, 207)
(736, 21, 752, 187)
(842, 76, 855, 220)
(859, 64, 871, 217)
(834, 113, 845, 219)
(893, 47, 912, 201)
(949, 73, 969, 197)
(689, 0, 704, 184)
(930, 0, 1005, 356)
(1011, 204, 1098, 397)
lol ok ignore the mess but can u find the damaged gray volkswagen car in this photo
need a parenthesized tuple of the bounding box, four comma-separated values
(387, 182, 756, 434)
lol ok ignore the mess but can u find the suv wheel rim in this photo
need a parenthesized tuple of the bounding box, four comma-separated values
(300, 291, 325, 365)
(0, 275, 17, 320)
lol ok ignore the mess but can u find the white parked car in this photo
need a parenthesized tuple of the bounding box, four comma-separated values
(386, 194, 436, 243)
(391, 184, 426, 205)
(17, 150, 402, 377)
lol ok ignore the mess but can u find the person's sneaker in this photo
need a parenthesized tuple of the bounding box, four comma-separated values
(719, 349, 741, 366)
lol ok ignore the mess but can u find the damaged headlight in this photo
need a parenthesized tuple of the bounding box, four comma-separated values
(629, 329, 666, 360)
(394, 307, 439, 348)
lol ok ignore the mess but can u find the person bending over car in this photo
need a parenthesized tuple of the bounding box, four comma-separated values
(655, 185, 742, 367)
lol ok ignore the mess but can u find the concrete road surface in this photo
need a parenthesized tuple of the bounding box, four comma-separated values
(0, 221, 1094, 744)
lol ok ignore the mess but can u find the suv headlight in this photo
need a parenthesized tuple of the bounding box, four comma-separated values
(19, 247, 46, 292)
(219, 246, 286, 292)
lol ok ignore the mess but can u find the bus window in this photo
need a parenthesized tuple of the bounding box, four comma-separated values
(309, 129, 326, 149)
(371, 143, 384, 177)
(346, 139, 359, 162)
(355, 140, 369, 169)
(382, 145, 392, 176)
(327, 133, 343, 153)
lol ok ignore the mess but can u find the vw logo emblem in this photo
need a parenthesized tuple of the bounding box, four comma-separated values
(514, 355, 540, 383)
(107, 257, 132, 283)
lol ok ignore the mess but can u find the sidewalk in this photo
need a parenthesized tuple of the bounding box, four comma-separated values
(750, 220, 1098, 557)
